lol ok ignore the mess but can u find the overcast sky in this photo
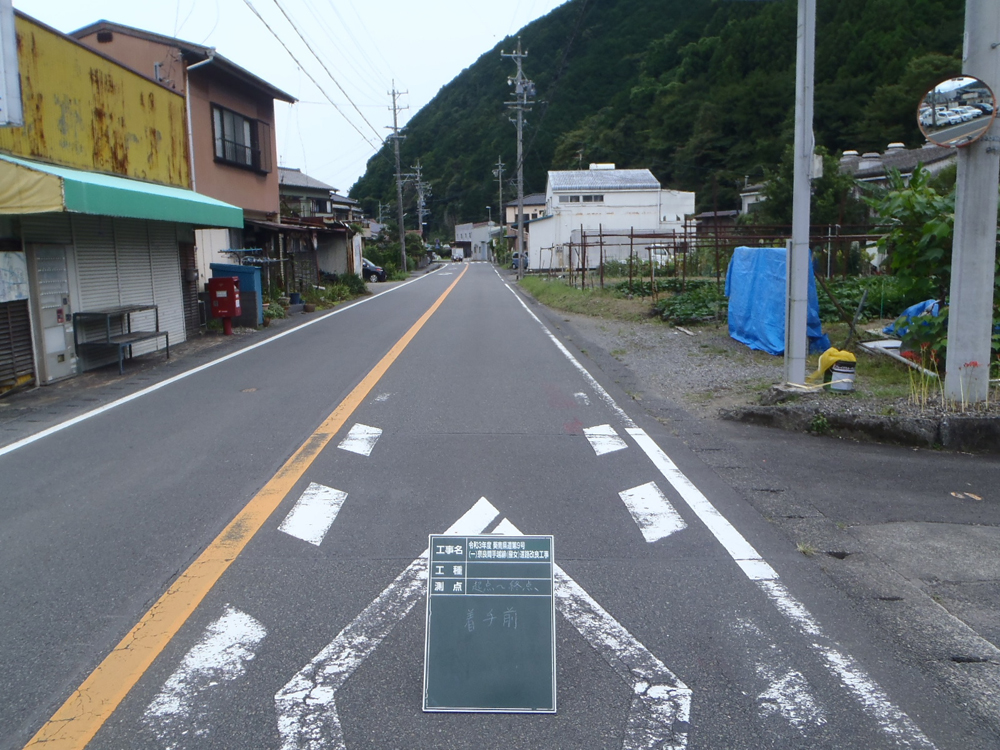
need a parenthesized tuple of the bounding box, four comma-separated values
(13, 0, 568, 194)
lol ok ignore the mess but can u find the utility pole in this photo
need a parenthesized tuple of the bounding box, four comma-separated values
(411, 161, 432, 239)
(944, 0, 1000, 403)
(785, 0, 816, 387)
(493, 156, 505, 229)
(387, 82, 408, 273)
(502, 38, 535, 280)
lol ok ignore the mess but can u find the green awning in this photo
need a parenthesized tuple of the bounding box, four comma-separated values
(0, 154, 243, 228)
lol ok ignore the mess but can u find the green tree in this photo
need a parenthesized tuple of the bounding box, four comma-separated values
(866, 166, 954, 303)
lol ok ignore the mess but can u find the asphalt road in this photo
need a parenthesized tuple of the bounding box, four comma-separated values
(1, 263, 995, 749)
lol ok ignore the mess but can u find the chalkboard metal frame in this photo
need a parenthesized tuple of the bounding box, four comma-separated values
(422, 534, 556, 713)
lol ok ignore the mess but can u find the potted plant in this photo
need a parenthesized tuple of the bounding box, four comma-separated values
(263, 303, 286, 327)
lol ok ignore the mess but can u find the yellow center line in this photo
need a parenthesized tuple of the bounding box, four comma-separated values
(24, 264, 469, 749)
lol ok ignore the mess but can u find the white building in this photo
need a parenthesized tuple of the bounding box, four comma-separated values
(527, 164, 695, 270)
(454, 221, 500, 261)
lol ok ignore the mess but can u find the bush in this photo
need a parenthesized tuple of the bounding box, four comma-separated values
(613, 277, 714, 298)
(263, 303, 285, 319)
(816, 275, 922, 324)
(655, 285, 728, 324)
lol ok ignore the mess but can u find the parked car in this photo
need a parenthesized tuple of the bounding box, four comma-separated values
(362, 257, 387, 282)
(511, 252, 528, 270)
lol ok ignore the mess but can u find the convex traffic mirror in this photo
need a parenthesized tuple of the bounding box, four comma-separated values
(917, 76, 996, 147)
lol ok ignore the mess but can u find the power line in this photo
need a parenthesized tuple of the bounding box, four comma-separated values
(241, 0, 379, 149)
(296, 0, 388, 102)
(268, 0, 384, 142)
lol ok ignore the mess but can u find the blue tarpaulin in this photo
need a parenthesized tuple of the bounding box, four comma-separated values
(725, 246, 830, 355)
(883, 299, 939, 337)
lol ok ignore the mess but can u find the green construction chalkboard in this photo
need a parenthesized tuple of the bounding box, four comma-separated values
(423, 535, 556, 713)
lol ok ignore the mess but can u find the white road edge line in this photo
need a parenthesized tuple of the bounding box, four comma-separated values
(504, 284, 636, 428)
(274, 497, 500, 750)
(503, 279, 935, 749)
(0, 269, 445, 458)
(278, 482, 349, 546)
(628, 427, 936, 750)
(337, 423, 383, 456)
(618, 481, 688, 543)
(583, 423, 628, 456)
(143, 605, 266, 744)
(497, 518, 691, 750)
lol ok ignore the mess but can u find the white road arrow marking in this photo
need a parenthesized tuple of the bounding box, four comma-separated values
(143, 606, 266, 744)
(279, 483, 348, 546)
(497, 518, 691, 750)
(337, 424, 383, 456)
(584, 424, 628, 456)
(618, 481, 688, 543)
(274, 498, 500, 750)
(734, 618, 826, 733)
(276, 504, 690, 750)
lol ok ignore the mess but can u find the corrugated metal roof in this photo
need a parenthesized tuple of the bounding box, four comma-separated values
(548, 169, 661, 191)
(504, 192, 546, 207)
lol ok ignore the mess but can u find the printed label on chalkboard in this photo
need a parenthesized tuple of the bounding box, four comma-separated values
(423, 535, 556, 713)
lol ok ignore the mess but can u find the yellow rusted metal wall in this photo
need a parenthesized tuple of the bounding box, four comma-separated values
(0, 16, 190, 188)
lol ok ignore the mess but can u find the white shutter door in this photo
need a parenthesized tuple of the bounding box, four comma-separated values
(71, 215, 120, 311)
(113, 219, 158, 355)
(147, 222, 186, 346)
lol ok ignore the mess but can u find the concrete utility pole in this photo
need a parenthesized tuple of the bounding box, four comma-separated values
(785, 0, 816, 386)
(387, 83, 408, 273)
(493, 156, 505, 228)
(944, 0, 1000, 403)
(411, 161, 432, 239)
(502, 38, 535, 280)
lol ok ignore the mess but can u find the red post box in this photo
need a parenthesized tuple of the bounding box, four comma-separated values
(207, 276, 241, 335)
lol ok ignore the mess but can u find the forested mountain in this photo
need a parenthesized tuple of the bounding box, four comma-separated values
(349, 0, 964, 235)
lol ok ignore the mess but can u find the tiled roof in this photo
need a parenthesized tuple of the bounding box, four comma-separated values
(839, 144, 955, 180)
(548, 169, 661, 191)
(279, 167, 336, 192)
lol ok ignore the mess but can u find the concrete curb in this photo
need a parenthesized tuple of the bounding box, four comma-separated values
(720, 404, 1000, 453)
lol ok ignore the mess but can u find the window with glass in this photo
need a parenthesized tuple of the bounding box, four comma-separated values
(212, 104, 270, 172)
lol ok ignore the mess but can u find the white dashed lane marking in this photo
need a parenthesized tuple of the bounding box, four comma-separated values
(618, 481, 687, 543)
(278, 482, 348, 546)
(583, 424, 628, 456)
(337, 423, 383, 456)
(143, 606, 267, 746)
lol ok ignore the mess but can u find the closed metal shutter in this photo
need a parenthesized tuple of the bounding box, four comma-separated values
(112, 219, 158, 355)
(21, 214, 73, 245)
(71, 215, 123, 368)
(72, 215, 119, 311)
(146, 221, 186, 347)
(0, 299, 34, 391)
